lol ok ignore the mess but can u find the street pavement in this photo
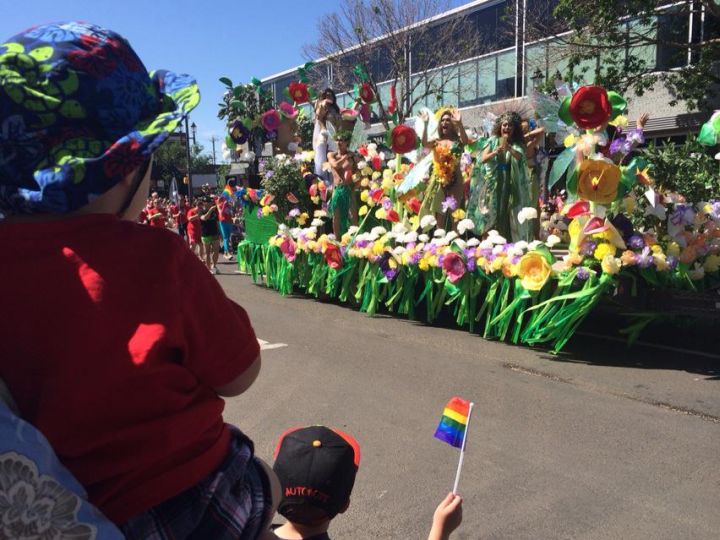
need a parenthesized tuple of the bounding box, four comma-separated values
(214, 260, 720, 540)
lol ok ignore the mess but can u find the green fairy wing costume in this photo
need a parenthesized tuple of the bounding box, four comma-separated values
(468, 136, 533, 241)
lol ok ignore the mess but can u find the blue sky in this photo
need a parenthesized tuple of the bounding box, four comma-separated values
(1, 0, 466, 160)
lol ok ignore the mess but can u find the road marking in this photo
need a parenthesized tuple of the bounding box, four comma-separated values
(257, 338, 288, 351)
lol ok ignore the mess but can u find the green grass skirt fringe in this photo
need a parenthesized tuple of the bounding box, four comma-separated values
(237, 240, 614, 353)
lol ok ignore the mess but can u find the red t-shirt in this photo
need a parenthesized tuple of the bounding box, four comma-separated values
(187, 207, 201, 238)
(217, 200, 234, 223)
(171, 203, 189, 224)
(147, 205, 166, 227)
(0, 214, 260, 524)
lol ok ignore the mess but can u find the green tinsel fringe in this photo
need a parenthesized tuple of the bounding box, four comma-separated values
(237, 243, 614, 353)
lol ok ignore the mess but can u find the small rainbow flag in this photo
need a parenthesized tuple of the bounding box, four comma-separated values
(434, 396, 471, 449)
(221, 183, 236, 201)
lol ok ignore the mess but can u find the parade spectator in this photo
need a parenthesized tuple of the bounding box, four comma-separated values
(0, 22, 278, 539)
(217, 195, 235, 259)
(271, 426, 360, 540)
(187, 198, 205, 259)
(171, 195, 190, 241)
(270, 426, 463, 540)
(201, 197, 222, 273)
(146, 198, 167, 228)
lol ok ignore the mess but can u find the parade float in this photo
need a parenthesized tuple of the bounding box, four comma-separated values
(218, 75, 720, 353)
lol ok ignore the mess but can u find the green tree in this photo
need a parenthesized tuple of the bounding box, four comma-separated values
(521, 0, 720, 110)
(152, 140, 216, 182)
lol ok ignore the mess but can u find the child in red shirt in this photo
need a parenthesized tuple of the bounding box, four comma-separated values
(0, 22, 278, 539)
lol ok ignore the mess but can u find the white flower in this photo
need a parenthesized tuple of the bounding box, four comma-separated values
(433, 228, 446, 238)
(688, 263, 705, 281)
(514, 240, 528, 251)
(418, 233, 430, 243)
(393, 246, 406, 256)
(456, 218, 475, 235)
(466, 238, 480, 247)
(528, 240, 542, 250)
(479, 239, 494, 250)
(453, 239, 467, 249)
(445, 231, 458, 242)
(420, 215, 437, 230)
(278, 224, 288, 232)
(358, 160, 368, 169)
(311, 218, 324, 227)
(489, 234, 507, 245)
(492, 245, 505, 255)
(314, 209, 327, 218)
(371, 226, 387, 236)
(388, 159, 397, 169)
(392, 223, 408, 234)
(290, 227, 301, 237)
(327, 233, 336, 241)
(507, 246, 523, 257)
(517, 207, 538, 224)
(546, 234, 561, 248)
(401, 231, 418, 244)
(347, 226, 359, 235)
(715, 152, 720, 161)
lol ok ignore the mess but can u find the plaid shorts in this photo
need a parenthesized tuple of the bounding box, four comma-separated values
(120, 427, 272, 540)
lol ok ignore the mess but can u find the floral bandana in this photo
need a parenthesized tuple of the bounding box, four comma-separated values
(0, 22, 200, 215)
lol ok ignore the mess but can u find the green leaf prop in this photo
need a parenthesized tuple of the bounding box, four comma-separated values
(697, 122, 718, 146)
(548, 146, 576, 191)
(558, 96, 572, 126)
(607, 91, 627, 119)
(219, 77, 233, 88)
(353, 63, 369, 82)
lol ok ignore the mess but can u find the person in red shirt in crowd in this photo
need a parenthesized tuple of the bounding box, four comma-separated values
(171, 195, 190, 241)
(0, 22, 278, 539)
(146, 199, 167, 228)
(186, 198, 205, 260)
(217, 194, 235, 259)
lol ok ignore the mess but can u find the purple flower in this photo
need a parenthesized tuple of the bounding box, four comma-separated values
(382, 198, 393, 210)
(378, 253, 398, 280)
(258, 160, 266, 173)
(667, 255, 678, 270)
(636, 247, 654, 268)
(355, 239, 369, 248)
(410, 251, 421, 265)
(609, 137, 627, 155)
(626, 128, 645, 145)
(441, 196, 457, 213)
(289, 208, 301, 218)
(580, 240, 597, 257)
(707, 201, 720, 221)
(611, 214, 634, 241)
(670, 204, 695, 227)
(576, 267, 591, 281)
(628, 234, 645, 250)
(265, 170, 275, 179)
(256, 208, 263, 218)
(466, 257, 476, 272)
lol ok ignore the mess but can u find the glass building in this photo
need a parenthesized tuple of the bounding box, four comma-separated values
(260, 0, 718, 139)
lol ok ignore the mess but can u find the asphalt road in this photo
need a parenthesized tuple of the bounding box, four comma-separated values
(214, 260, 720, 540)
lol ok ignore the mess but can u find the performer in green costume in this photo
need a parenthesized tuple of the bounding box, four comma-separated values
(327, 130, 358, 237)
(468, 112, 533, 241)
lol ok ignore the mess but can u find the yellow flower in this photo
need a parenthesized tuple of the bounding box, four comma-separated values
(490, 255, 506, 272)
(666, 242, 680, 257)
(381, 177, 393, 191)
(360, 190, 369, 202)
(563, 133, 577, 148)
(307, 240, 317, 251)
(452, 208, 466, 221)
(594, 242, 616, 261)
(358, 205, 368, 216)
(362, 166, 373, 176)
(577, 159, 621, 204)
(297, 213, 309, 225)
(704, 254, 720, 273)
(372, 242, 385, 256)
(601, 255, 620, 275)
(375, 208, 386, 220)
(371, 171, 382, 180)
(651, 244, 663, 255)
(361, 178, 370, 187)
(609, 114, 628, 128)
(408, 215, 419, 230)
(516, 252, 552, 291)
(261, 206, 272, 216)
(653, 253, 669, 271)
(418, 258, 429, 271)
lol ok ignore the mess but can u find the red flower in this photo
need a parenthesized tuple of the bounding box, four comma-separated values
(357, 144, 369, 157)
(288, 82, 309, 105)
(386, 209, 400, 222)
(370, 189, 384, 203)
(442, 252, 466, 283)
(391, 125, 417, 154)
(406, 197, 421, 214)
(324, 243, 343, 270)
(371, 155, 382, 171)
(569, 86, 612, 129)
(359, 82, 375, 103)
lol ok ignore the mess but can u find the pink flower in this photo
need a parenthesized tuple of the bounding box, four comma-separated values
(443, 251, 466, 283)
(261, 109, 281, 132)
(278, 102, 298, 120)
(280, 237, 296, 262)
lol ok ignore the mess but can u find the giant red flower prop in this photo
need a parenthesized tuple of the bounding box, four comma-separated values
(288, 81, 309, 104)
(442, 252, 466, 283)
(569, 86, 612, 129)
(359, 82, 375, 103)
(324, 243, 343, 270)
(391, 124, 417, 154)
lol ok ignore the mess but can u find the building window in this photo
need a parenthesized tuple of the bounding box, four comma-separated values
(496, 49, 516, 99)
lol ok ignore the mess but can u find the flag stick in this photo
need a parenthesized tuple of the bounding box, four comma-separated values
(452, 401, 474, 495)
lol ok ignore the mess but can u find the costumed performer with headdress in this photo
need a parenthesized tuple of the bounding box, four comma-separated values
(417, 107, 470, 226)
(313, 88, 341, 184)
(521, 118, 546, 238)
(327, 130, 359, 237)
(468, 111, 533, 242)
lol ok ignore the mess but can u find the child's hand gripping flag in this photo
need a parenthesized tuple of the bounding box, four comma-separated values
(434, 396, 474, 494)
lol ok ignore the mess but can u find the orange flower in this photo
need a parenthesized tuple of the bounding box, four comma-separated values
(576, 159, 621, 204)
(517, 252, 552, 291)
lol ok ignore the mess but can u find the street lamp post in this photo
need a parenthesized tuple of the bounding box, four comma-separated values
(184, 117, 193, 205)
(191, 121, 197, 146)
(530, 68, 544, 91)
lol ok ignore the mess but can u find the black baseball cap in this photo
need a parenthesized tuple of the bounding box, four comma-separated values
(273, 426, 361, 525)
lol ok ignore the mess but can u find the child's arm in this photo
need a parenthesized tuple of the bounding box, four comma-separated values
(213, 354, 261, 397)
(428, 492, 463, 540)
